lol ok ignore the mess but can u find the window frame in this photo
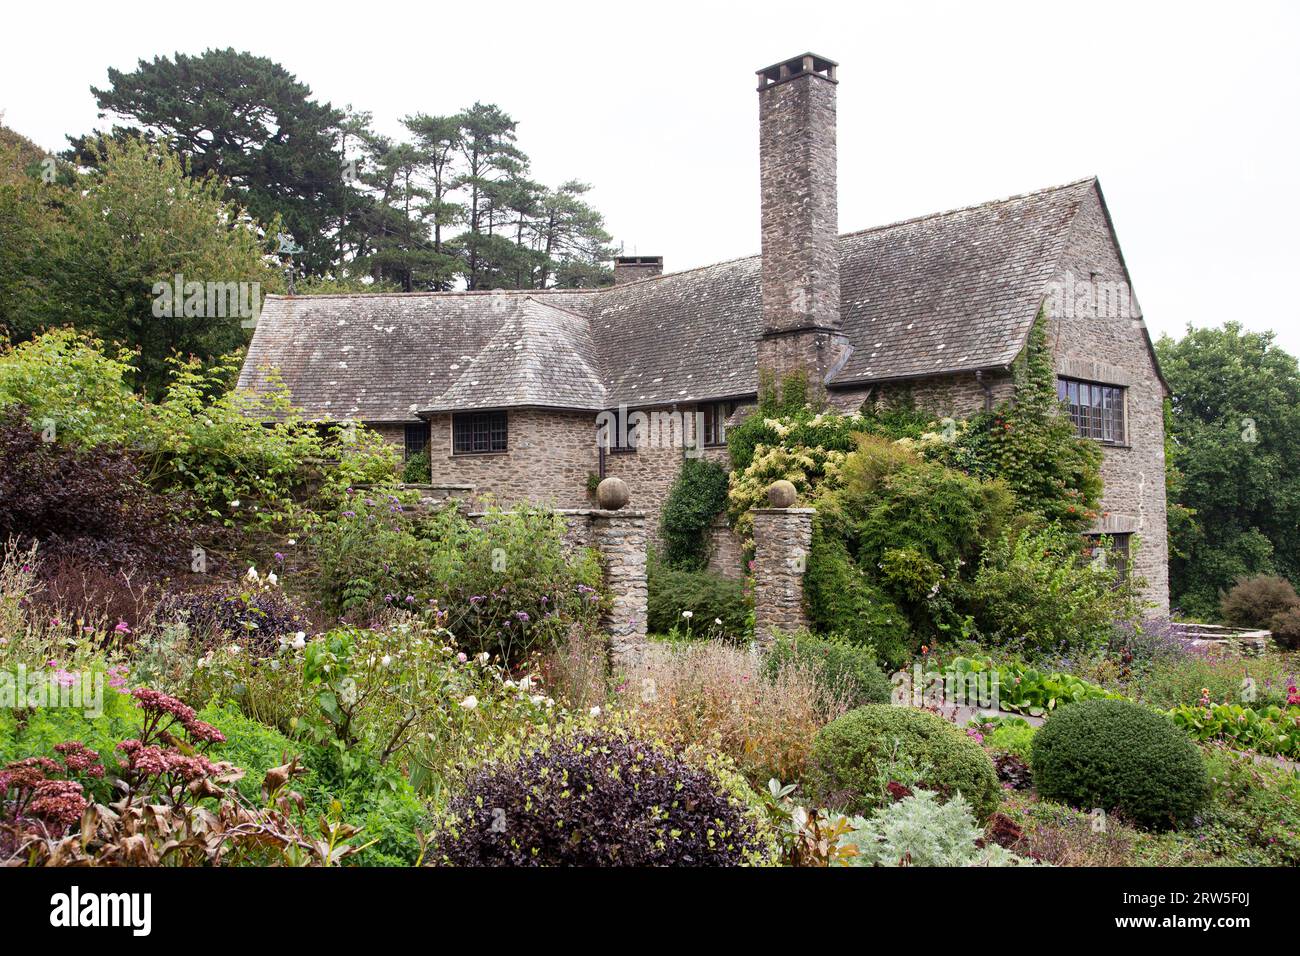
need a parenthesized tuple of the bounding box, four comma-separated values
(1057, 377, 1127, 445)
(451, 410, 509, 455)
(403, 422, 429, 461)
(1082, 532, 1131, 583)
(701, 401, 738, 448)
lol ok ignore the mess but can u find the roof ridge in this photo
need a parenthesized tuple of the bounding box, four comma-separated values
(260, 177, 1099, 303)
(836, 176, 1098, 242)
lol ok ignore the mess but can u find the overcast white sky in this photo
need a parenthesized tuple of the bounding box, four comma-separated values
(3, 0, 1298, 352)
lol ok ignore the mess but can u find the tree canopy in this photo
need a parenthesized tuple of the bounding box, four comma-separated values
(1157, 323, 1300, 617)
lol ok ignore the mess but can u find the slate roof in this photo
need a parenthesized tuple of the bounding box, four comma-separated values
(238, 178, 1106, 422)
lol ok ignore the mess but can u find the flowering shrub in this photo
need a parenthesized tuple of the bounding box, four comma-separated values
(431, 726, 773, 866)
(166, 573, 310, 655)
(624, 642, 850, 788)
(0, 329, 398, 530)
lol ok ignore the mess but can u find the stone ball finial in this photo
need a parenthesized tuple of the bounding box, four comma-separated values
(596, 476, 630, 510)
(767, 479, 798, 508)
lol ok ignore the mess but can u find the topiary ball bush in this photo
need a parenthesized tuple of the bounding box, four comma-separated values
(433, 728, 769, 866)
(1030, 699, 1209, 830)
(807, 705, 1000, 820)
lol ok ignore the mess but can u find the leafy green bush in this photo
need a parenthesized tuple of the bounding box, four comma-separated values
(1168, 701, 1300, 759)
(762, 632, 891, 709)
(807, 705, 1000, 820)
(842, 789, 1033, 866)
(308, 496, 604, 663)
(0, 329, 397, 529)
(646, 555, 751, 638)
(984, 720, 1038, 760)
(1219, 575, 1300, 629)
(927, 656, 1122, 718)
(1031, 699, 1209, 830)
(401, 449, 431, 483)
(966, 524, 1138, 656)
(804, 522, 912, 667)
(659, 457, 730, 570)
(915, 314, 1102, 531)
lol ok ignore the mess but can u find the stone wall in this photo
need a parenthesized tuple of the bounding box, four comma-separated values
(829, 369, 1016, 420)
(1047, 184, 1170, 612)
(424, 408, 595, 511)
(751, 507, 814, 643)
(706, 514, 746, 579)
(588, 510, 649, 666)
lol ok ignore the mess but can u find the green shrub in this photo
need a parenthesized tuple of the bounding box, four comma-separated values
(1220, 575, 1300, 629)
(804, 522, 912, 667)
(646, 556, 751, 638)
(807, 704, 1000, 820)
(660, 457, 730, 570)
(309, 497, 604, 663)
(967, 524, 1138, 655)
(401, 450, 431, 483)
(1031, 699, 1209, 830)
(197, 703, 424, 866)
(762, 632, 891, 709)
(984, 720, 1037, 760)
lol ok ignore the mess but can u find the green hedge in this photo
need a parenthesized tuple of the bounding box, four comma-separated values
(1031, 699, 1209, 830)
(646, 557, 751, 637)
(807, 704, 1000, 819)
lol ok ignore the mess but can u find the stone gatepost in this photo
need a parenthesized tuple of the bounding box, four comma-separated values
(752, 506, 814, 645)
(588, 508, 649, 667)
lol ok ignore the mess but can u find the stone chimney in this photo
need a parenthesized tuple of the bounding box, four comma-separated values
(755, 53, 851, 398)
(613, 255, 664, 285)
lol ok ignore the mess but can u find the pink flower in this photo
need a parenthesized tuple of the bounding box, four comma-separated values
(114, 620, 131, 635)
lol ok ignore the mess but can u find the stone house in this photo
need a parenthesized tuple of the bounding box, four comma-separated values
(238, 53, 1170, 611)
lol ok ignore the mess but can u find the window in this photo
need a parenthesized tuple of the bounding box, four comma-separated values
(1082, 533, 1131, 583)
(600, 409, 638, 453)
(452, 411, 508, 454)
(701, 401, 738, 447)
(403, 423, 428, 461)
(1057, 378, 1126, 444)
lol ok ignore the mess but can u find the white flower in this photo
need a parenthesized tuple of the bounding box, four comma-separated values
(228, 644, 242, 656)
(267, 571, 278, 586)
(292, 632, 306, 650)
(517, 675, 534, 691)
(589, 705, 601, 717)
(681, 610, 693, 620)
(230, 499, 241, 508)
(287, 539, 296, 546)
(381, 655, 392, 668)
(530, 694, 545, 706)
(477, 652, 490, 664)
(504, 679, 516, 689)
(715, 618, 723, 626)
(460, 695, 478, 710)
(245, 566, 259, 582)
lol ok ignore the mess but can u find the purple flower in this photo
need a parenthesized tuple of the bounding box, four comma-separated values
(274, 552, 285, 563)
(515, 611, 530, 623)
(341, 510, 356, 518)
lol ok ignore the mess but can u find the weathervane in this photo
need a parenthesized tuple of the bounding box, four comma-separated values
(277, 232, 305, 294)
